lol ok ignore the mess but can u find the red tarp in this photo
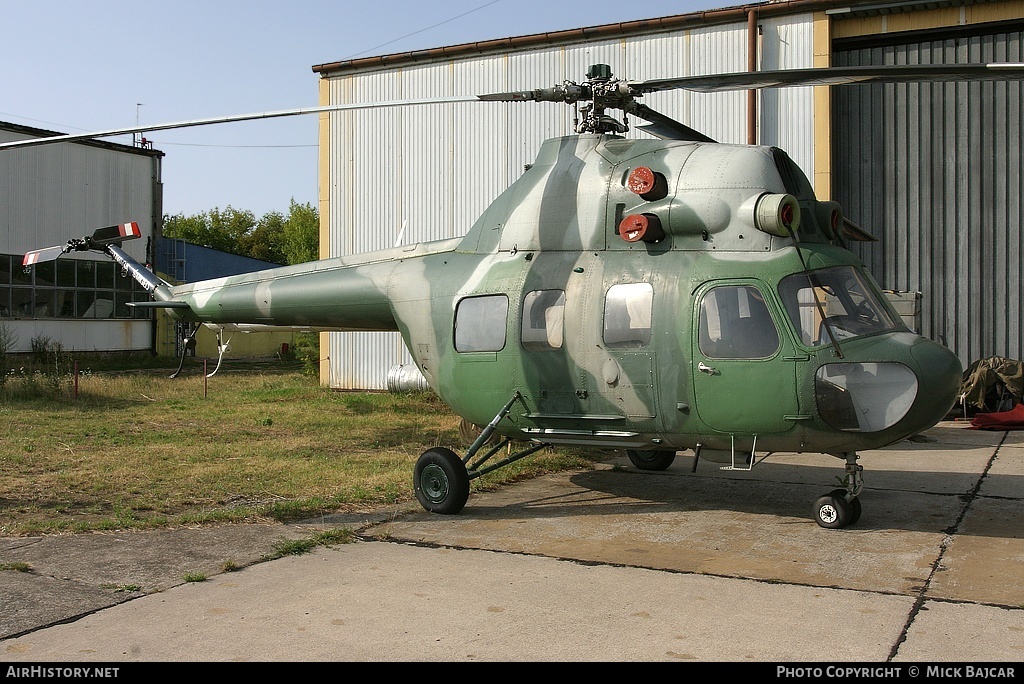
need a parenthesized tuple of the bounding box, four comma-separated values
(970, 403, 1024, 430)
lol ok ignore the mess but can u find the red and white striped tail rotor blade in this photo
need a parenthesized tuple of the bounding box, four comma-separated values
(91, 221, 141, 245)
(22, 245, 66, 267)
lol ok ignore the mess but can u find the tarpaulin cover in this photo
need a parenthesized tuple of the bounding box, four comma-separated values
(970, 402, 1024, 430)
(960, 356, 1023, 414)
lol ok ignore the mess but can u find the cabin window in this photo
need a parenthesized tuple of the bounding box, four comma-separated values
(698, 285, 780, 359)
(454, 294, 509, 352)
(603, 282, 653, 348)
(521, 289, 565, 351)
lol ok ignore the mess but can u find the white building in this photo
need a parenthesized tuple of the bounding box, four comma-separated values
(0, 122, 163, 354)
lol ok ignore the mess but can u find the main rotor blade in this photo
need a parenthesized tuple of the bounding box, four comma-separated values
(477, 84, 587, 104)
(629, 103, 716, 142)
(631, 63, 1024, 93)
(6, 63, 1020, 151)
(0, 96, 479, 150)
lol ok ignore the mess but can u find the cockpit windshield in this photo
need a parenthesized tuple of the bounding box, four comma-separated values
(779, 266, 903, 347)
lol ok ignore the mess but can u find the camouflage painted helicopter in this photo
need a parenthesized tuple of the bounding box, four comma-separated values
(15, 61, 1024, 528)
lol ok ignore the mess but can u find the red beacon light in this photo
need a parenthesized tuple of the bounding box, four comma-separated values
(626, 166, 668, 201)
(618, 213, 665, 243)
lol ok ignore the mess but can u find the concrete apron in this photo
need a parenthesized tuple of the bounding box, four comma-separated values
(369, 422, 1024, 606)
(1, 421, 1021, 662)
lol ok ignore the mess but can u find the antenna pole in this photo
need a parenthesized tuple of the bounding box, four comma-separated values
(134, 103, 143, 146)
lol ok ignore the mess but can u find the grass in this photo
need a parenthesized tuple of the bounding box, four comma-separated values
(0, 561, 31, 572)
(0, 357, 604, 537)
(268, 528, 356, 558)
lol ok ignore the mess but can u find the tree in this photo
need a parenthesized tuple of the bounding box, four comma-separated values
(162, 206, 257, 257)
(162, 200, 318, 266)
(239, 211, 286, 265)
(281, 200, 319, 265)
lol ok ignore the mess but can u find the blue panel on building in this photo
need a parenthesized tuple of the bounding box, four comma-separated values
(155, 238, 281, 283)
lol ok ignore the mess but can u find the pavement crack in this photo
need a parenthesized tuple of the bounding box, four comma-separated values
(886, 431, 1008, 661)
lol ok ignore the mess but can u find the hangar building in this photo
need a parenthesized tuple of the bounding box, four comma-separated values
(0, 122, 162, 355)
(0, 123, 293, 362)
(311, 0, 1023, 390)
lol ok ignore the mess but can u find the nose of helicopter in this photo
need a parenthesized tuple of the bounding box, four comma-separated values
(814, 334, 963, 438)
(905, 336, 964, 430)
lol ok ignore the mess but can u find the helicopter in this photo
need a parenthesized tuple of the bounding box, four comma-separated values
(14, 61, 1024, 528)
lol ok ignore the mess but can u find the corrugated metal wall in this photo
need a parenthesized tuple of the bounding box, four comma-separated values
(323, 13, 816, 389)
(0, 133, 158, 258)
(833, 25, 1023, 368)
(0, 128, 160, 352)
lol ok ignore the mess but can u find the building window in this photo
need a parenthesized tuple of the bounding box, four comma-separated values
(603, 282, 653, 348)
(454, 294, 508, 352)
(521, 289, 565, 351)
(0, 254, 150, 320)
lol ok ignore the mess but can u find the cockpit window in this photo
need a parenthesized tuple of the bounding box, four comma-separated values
(779, 266, 901, 347)
(698, 285, 780, 359)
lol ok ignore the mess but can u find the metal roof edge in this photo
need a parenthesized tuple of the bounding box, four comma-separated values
(311, 0, 837, 76)
(0, 120, 165, 158)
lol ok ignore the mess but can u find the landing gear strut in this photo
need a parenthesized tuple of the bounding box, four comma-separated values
(170, 325, 198, 379)
(414, 392, 550, 514)
(814, 452, 863, 529)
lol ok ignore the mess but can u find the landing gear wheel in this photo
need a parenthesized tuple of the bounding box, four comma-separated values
(414, 447, 470, 514)
(626, 449, 676, 471)
(847, 495, 862, 526)
(826, 488, 861, 525)
(814, 489, 852, 529)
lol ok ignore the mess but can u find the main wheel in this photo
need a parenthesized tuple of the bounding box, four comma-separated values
(414, 447, 470, 514)
(814, 488, 852, 529)
(626, 449, 676, 471)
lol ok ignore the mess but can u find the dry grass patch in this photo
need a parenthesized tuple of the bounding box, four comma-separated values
(0, 363, 601, 535)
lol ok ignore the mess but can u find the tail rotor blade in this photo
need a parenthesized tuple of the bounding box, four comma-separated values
(22, 222, 141, 268)
(22, 245, 66, 267)
(90, 221, 141, 246)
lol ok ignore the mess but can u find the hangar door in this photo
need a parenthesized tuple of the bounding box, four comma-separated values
(832, 22, 1023, 369)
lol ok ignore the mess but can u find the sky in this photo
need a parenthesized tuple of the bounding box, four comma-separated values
(1, 0, 730, 219)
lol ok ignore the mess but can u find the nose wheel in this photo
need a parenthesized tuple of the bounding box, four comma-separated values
(814, 489, 862, 528)
(814, 452, 864, 529)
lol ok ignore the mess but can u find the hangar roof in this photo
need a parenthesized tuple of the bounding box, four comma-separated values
(0, 120, 164, 159)
(312, 0, 1006, 76)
